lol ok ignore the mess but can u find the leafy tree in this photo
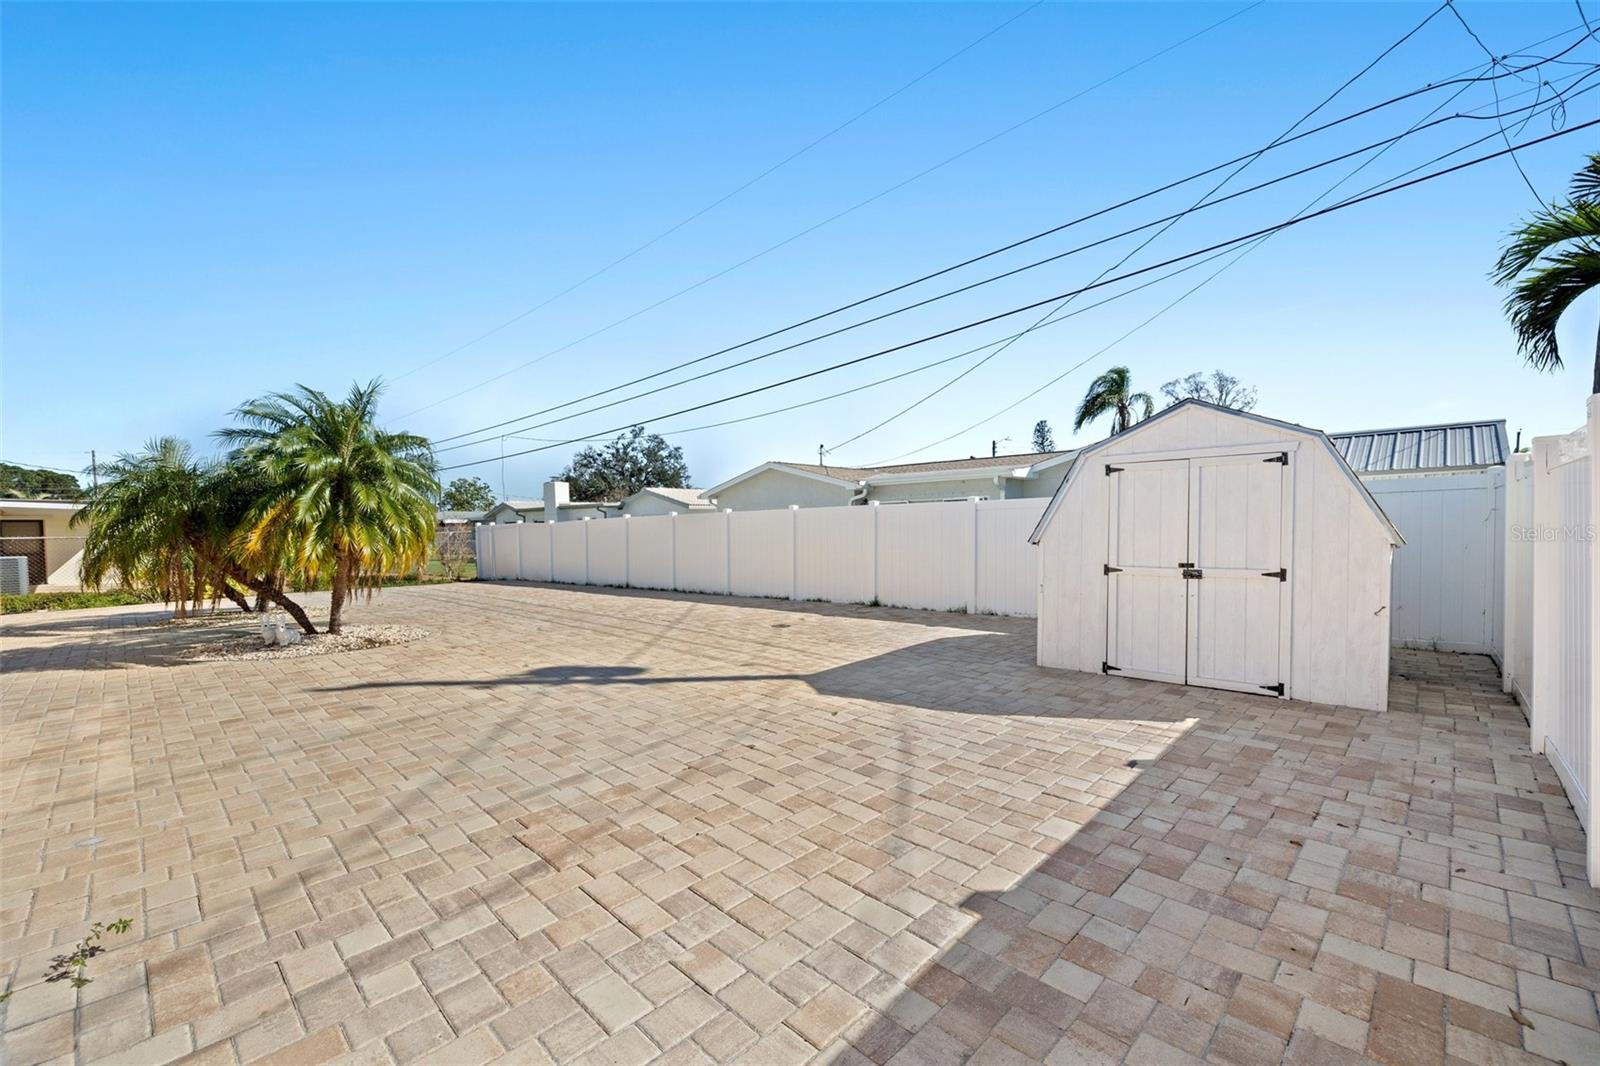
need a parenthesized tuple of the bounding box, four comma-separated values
(222, 380, 438, 634)
(1031, 420, 1056, 452)
(1073, 367, 1153, 436)
(440, 476, 495, 511)
(0, 463, 85, 499)
(1159, 370, 1259, 411)
(1494, 152, 1600, 392)
(561, 426, 689, 500)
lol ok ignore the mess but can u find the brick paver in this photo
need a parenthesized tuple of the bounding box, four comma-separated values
(2, 581, 1597, 1064)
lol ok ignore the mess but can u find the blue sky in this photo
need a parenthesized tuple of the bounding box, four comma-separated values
(4, 1, 1596, 496)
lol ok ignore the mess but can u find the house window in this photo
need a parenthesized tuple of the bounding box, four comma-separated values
(0, 520, 46, 585)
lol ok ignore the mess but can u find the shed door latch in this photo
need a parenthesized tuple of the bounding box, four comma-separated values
(1181, 567, 1203, 580)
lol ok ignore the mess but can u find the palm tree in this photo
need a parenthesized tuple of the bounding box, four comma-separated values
(1073, 366, 1153, 435)
(222, 380, 438, 634)
(74, 438, 212, 618)
(72, 438, 319, 629)
(1493, 152, 1600, 393)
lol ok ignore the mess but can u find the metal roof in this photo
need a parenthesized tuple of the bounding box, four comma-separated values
(1326, 420, 1508, 473)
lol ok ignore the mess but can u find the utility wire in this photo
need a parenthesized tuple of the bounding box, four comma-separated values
(823, 0, 1454, 456)
(389, 1, 1044, 383)
(433, 84, 1566, 457)
(873, 51, 1574, 464)
(557, 73, 1593, 458)
(435, 118, 1599, 473)
(1445, 0, 1546, 201)
(422, 25, 1590, 448)
(399, 2, 1269, 418)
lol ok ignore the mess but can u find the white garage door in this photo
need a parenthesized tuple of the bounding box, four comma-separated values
(1105, 453, 1289, 696)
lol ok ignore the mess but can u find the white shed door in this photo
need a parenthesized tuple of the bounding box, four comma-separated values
(1105, 453, 1288, 696)
(1187, 454, 1287, 694)
(1105, 460, 1190, 685)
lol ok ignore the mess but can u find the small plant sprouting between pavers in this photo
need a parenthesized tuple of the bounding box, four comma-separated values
(0, 918, 134, 1003)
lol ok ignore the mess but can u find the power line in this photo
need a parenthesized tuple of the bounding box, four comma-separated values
(564, 72, 1594, 460)
(822, 0, 1455, 455)
(388, 1, 1045, 384)
(871, 52, 1580, 464)
(1445, 0, 1546, 201)
(397, 1, 1269, 419)
(430, 67, 1583, 458)
(422, 25, 1590, 449)
(435, 118, 1599, 473)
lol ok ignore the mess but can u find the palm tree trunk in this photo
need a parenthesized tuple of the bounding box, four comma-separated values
(218, 583, 253, 614)
(222, 563, 317, 634)
(328, 553, 351, 635)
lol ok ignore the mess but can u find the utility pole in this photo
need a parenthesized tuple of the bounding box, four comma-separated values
(991, 440, 997, 458)
(818, 445, 825, 469)
(90, 450, 99, 497)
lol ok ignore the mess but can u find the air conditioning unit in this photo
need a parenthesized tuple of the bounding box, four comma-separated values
(0, 556, 32, 596)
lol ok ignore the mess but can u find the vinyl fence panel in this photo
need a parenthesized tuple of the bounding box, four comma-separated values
(1523, 395, 1600, 887)
(587, 517, 628, 587)
(674, 512, 729, 594)
(729, 508, 794, 598)
(976, 499, 1048, 616)
(1505, 454, 1534, 705)
(876, 501, 973, 612)
(795, 506, 875, 604)
(552, 522, 588, 584)
(490, 524, 522, 580)
(1364, 471, 1504, 656)
(627, 515, 675, 590)
(518, 522, 552, 581)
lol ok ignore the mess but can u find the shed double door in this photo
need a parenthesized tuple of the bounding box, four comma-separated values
(1105, 453, 1289, 696)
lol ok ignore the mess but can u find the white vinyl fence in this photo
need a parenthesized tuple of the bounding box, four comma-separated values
(476, 498, 1047, 616)
(1506, 395, 1600, 886)
(1364, 470, 1505, 658)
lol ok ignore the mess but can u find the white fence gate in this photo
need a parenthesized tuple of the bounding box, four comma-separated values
(1364, 470, 1505, 658)
(1506, 396, 1600, 886)
(475, 498, 1047, 617)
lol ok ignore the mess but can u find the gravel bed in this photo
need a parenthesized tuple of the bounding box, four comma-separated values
(171, 616, 429, 661)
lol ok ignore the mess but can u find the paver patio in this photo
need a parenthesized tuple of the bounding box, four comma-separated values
(2, 581, 1598, 1066)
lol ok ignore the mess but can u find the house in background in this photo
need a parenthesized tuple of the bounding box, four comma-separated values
(616, 487, 718, 516)
(0, 499, 87, 591)
(482, 480, 617, 523)
(700, 450, 1078, 510)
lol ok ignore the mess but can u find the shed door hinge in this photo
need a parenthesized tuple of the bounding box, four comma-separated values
(1261, 568, 1287, 581)
(1102, 662, 1121, 674)
(1260, 682, 1285, 696)
(1105, 464, 1123, 475)
(1104, 564, 1123, 575)
(1264, 452, 1288, 465)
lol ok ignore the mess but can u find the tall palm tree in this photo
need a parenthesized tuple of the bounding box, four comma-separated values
(221, 380, 438, 634)
(1493, 152, 1600, 393)
(1073, 366, 1154, 435)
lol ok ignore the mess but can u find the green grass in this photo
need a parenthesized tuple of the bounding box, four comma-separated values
(1, 589, 163, 614)
(423, 559, 477, 580)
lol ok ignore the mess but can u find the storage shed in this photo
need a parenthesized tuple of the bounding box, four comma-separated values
(1030, 400, 1403, 712)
